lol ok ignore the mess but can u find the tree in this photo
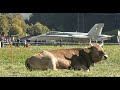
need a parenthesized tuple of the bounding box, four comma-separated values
(26, 22, 50, 36)
(0, 13, 29, 37)
(0, 15, 10, 35)
(9, 13, 28, 37)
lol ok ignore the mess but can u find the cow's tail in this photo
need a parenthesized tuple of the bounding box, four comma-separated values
(25, 58, 32, 71)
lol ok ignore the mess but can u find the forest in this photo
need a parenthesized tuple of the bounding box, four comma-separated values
(0, 13, 50, 38)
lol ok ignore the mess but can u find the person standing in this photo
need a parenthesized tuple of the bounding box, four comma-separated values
(35, 39, 38, 46)
(1, 32, 5, 48)
(16, 38, 20, 47)
(24, 40, 27, 47)
(59, 39, 62, 47)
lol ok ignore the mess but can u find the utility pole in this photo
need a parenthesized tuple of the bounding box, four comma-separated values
(82, 13, 85, 32)
(115, 14, 117, 28)
(77, 13, 80, 32)
(77, 13, 85, 32)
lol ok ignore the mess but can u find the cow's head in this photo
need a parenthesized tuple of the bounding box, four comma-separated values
(88, 39, 108, 63)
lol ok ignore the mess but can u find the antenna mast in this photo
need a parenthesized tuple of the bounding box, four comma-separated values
(77, 13, 80, 32)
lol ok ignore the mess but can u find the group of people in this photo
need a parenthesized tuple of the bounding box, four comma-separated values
(0, 31, 63, 48)
(53, 39, 63, 46)
(15, 39, 30, 48)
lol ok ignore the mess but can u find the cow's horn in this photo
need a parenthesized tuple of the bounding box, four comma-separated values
(100, 40, 104, 47)
(89, 38, 93, 46)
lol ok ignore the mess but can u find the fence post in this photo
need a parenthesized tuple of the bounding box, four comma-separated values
(10, 38, 13, 64)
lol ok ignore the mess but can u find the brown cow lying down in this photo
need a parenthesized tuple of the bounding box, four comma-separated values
(25, 42, 108, 72)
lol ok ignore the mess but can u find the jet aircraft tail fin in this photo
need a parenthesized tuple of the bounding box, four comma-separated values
(88, 23, 104, 36)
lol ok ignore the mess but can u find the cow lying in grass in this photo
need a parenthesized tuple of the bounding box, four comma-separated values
(25, 40, 108, 72)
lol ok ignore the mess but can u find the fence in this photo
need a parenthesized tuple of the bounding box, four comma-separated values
(0, 41, 120, 65)
(3, 41, 120, 46)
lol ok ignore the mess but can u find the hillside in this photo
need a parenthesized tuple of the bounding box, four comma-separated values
(27, 13, 120, 33)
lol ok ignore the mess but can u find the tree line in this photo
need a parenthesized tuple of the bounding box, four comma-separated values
(0, 13, 50, 38)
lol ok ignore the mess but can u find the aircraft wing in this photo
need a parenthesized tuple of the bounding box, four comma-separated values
(29, 35, 73, 41)
(72, 35, 89, 38)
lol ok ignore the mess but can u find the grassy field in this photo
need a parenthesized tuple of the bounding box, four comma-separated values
(0, 44, 120, 77)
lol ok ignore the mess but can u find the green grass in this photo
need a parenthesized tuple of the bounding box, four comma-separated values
(0, 45, 120, 77)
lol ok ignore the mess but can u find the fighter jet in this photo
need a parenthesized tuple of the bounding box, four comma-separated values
(29, 23, 114, 43)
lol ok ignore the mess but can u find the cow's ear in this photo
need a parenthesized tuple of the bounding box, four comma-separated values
(83, 48, 91, 53)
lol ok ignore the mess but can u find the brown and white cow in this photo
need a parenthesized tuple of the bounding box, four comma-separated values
(25, 41, 108, 72)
